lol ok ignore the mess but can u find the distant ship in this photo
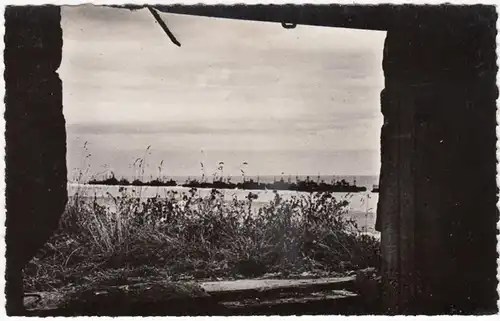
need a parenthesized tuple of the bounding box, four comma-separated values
(372, 184, 379, 193)
(182, 177, 367, 193)
(86, 175, 370, 193)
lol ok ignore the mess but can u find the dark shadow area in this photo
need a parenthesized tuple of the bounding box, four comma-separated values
(4, 4, 498, 316)
(4, 5, 67, 316)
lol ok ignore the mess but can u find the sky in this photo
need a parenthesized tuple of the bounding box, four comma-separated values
(61, 5, 386, 181)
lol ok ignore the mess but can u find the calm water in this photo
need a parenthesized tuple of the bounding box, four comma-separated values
(68, 183, 380, 236)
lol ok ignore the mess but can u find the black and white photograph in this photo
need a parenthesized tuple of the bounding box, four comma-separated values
(3, 2, 499, 316)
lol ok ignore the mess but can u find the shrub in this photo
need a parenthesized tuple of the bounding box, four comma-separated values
(24, 186, 380, 292)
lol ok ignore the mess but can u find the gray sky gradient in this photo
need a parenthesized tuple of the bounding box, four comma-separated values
(61, 5, 386, 180)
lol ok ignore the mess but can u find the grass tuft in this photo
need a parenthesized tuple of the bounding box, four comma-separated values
(24, 185, 380, 292)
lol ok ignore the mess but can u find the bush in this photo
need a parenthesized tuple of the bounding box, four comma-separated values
(24, 187, 380, 292)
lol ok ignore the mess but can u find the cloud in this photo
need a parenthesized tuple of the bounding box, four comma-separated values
(67, 108, 381, 135)
(62, 5, 385, 176)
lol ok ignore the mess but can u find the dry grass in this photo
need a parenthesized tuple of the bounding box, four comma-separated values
(23, 185, 380, 293)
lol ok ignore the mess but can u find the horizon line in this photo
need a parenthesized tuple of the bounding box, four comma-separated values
(68, 173, 380, 180)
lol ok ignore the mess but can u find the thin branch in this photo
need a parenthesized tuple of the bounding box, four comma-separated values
(147, 6, 182, 47)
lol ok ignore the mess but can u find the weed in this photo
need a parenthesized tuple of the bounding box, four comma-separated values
(25, 145, 379, 292)
(24, 186, 379, 292)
